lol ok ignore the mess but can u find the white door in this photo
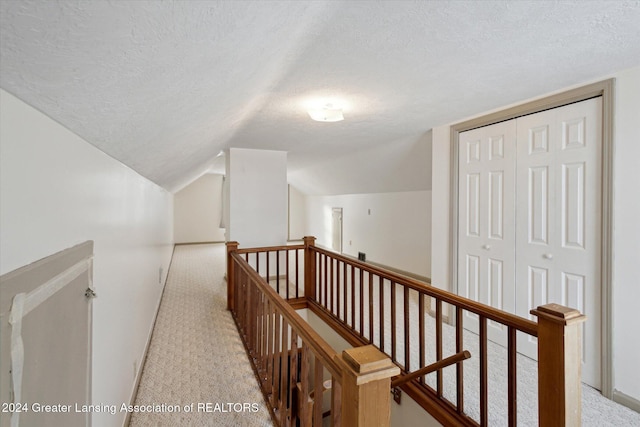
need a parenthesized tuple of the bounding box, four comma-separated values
(457, 120, 517, 346)
(457, 98, 602, 389)
(515, 98, 602, 389)
(0, 242, 93, 427)
(332, 208, 343, 253)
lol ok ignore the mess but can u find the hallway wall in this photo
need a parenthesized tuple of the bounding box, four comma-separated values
(174, 173, 225, 243)
(0, 89, 174, 427)
(305, 191, 432, 278)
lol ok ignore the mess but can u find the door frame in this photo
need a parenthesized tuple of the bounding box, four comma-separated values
(449, 79, 614, 398)
(331, 207, 343, 253)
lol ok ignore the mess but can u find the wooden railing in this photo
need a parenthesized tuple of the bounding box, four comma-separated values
(228, 237, 586, 427)
(227, 241, 399, 427)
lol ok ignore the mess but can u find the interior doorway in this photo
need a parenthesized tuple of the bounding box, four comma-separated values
(331, 208, 343, 253)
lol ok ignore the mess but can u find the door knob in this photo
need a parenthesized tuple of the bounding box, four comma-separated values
(482, 245, 491, 250)
(543, 253, 553, 260)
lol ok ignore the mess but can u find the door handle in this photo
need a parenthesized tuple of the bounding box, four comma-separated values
(543, 253, 553, 260)
(482, 245, 491, 250)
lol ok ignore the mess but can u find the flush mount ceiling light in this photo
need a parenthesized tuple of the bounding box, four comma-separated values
(308, 103, 344, 122)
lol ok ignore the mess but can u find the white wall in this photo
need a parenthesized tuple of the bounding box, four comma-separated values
(611, 66, 640, 403)
(289, 131, 432, 196)
(225, 148, 288, 247)
(0, 89, 174, 427)
(430, 66, 640, 405)
(174, 173, 225, 243)
(305, 191, 432, 278)
(288, 184, 306, 240)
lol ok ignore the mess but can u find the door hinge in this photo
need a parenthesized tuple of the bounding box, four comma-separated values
(85, 288, 97, 299)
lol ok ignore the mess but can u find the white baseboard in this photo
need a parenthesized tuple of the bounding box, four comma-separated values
(613, 389, 640, 413)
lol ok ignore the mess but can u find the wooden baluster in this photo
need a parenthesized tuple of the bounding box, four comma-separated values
(279, 319, 288, 425)
(318, 254, 323, 306)
(350, 265, 355, 329)
(436, 299, 443, 397)
(266, 251, 270, 289)
(404, 287, 410, 371)
(508, 326, 517, 426)
(336, 260, 342, 319)
(332, 377, 342, 427)
(369, 273, 374, 344)
(299, 344, 311, 427)
(456, 307, 464, 413)
(480, 316, 488, 426)
(303, 237, 316, 300)
(289, 330, 298, 427)
(313, 358, 324, 427)
(338, 345, 400, 427)
(329, 258, 336, 314)
(239, 270, 245, 334)
(273, 311, 282, 409)
(269, 303, 278, 407)
(265, 296, 271, 382)
(226, 241, 238, 310)
(419, 293, 425, 384)
(256, 251, 260, 276)
(531, 304, 586, 427)
(379, 277, 385, 352)
(258, 294, 265, 378)
(324, 253, 328, 308)
(276, 250, 281, 296)
(391, 281, 396, 363)
(359, 268, 364, 335)
(295, 249, 299, 299)
(285, 249, 290, 300)
(246, 277, 253, 351)
(343, 262, 348, 322)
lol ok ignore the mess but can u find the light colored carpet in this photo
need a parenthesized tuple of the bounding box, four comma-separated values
(129, 244, 273, 427)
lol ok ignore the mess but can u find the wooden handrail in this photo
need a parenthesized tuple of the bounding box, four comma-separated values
(311, 246, 537, 336)
(231, 251, 343, 380)
(236, 243, 305, 254)
(232, 238, 585, 427)
(391, 350, 471, 388)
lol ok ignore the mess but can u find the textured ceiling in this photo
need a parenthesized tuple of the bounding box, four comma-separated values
(1, 1, 639, 194)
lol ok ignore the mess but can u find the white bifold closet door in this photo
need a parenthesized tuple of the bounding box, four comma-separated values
(457, 97, 602, 389)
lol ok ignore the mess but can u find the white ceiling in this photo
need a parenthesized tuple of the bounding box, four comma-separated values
(1, 1, 639, 194)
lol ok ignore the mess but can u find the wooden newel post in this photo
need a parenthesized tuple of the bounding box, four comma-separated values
(303, 236, 316, 300)
(531, 303, 587, 427)
(226, 241, 239, 311)
(338, 345, 400, 427)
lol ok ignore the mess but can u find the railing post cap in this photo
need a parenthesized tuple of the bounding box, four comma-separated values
(340, 345, 400, 385)
(531, 303, 586, 325)
(226, 241, 239, 248)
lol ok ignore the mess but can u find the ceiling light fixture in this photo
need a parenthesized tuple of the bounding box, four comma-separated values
(308, 104, 344, 122)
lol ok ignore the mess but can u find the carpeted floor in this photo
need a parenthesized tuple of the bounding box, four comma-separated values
(129, 244, 273, 427)
(130, 243, 639, 426)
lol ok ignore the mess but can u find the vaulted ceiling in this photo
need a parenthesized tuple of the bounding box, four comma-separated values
(2, 1, 639, 194)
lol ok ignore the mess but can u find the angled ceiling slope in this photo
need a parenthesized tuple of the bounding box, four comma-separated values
(1, 1, 639, 194)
